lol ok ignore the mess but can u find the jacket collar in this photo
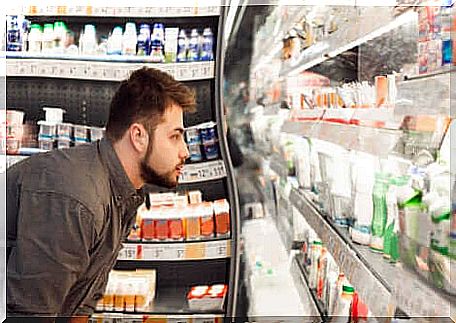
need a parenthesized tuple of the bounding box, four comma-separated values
(98, 138, 145, 204)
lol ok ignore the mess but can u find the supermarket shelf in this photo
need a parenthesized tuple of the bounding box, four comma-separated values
(281, 120, 402, 158)
(289, 188, 391, 318)
(117, 239, 231, 261)
(96, 286, 224, 316)
(403, 66, 456, 81)
(179, 160, 226, 184)
(292, 254, 327, 320)
(281, 8, 416, 77)
(6, 56, 215, 81)
(396, 69, 455, 118)
(91, 313, 223, 322)
(289, 188, 454, 319)
(251, 6, 307, 73)
(18, 4, 222, 17)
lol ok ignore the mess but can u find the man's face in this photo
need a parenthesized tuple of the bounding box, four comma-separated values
(140, 104, 189, 188)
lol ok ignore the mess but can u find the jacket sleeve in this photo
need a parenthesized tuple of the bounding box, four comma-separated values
(7, 189, 95, 316)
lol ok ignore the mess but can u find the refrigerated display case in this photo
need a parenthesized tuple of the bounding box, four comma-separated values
(246, 2, 455, 322)
(4, 3, 241, 322)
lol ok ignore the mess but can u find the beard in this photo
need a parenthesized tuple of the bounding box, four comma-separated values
(140, 158, 179, 189)
(140, 136, 180, 189)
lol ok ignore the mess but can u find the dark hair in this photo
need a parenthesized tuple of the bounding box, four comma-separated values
(106, 67, 196, 142)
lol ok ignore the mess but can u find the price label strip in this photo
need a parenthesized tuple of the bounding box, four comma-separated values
(120, 240, 231, 261)
(117, 244, 138, 260)
(179, 160, 226, 184)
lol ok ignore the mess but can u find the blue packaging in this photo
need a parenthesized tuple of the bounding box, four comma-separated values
(177, 29, 188, 62)
(199, 123, 217, 144)
(203, 142, 219, 160)
(188, 143, 203, 162)
(7, 16, 22, 51)
(200, 28, 214, 61)
(185, 127, 201, 145)
(150, 23, 165, 62)
(137, 24, 151, 56)
(442, 39, 452, 65)
(187, 28, 200, 62)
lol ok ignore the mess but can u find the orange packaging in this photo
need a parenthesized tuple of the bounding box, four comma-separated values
(375, 75, 388, 107)
(200, 202, 215, 238)
(213, 199, 230, 236)
(185, 205, 201, 240)
(155, 218, 169, 240)
(168, 207, 184, 240)
(114, 294, 124, 312)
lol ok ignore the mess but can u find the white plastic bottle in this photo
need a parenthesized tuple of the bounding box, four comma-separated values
(122, 22, 137, 56)
(81, 24, 97, 55)
(27, 24, 42, 53)
(41, 23, 54, 54)
(332, 283, 355, 322)
(108, 27, 123, 55)
(53, 21, 67, 54)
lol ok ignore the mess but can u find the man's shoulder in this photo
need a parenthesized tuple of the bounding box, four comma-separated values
(14, 143, 112, 210)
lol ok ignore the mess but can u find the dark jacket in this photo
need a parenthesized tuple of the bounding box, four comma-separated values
(7, 138, 144, 317)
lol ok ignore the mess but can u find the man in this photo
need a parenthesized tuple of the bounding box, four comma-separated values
(6, 67, 195, 321)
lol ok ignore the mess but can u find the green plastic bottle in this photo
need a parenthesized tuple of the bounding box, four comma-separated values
(370, 173, 389, 253)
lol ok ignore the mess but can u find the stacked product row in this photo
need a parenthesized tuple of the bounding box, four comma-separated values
(417, 5, 455, 74)
(96, 270, 156, 313)
(300, 231, 370, 320)
(5, 107, 105, 154)
(127, 191, 231, 242)
(95, 269, 228, 313)
(283, 125, 454, 295)
(185, 122, 220, 162)
(286, 72, 397, 112)
(6, 16, 214, 63)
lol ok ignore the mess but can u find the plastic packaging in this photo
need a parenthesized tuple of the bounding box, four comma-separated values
(122, 22, 137, 56)
(7, 16, 23, 51)
(28, 24, 42, 53)
(177, 29, 188, 62)
(213, 199, 230, 237)
(73, 125, 89, 143)
(168, 207, 184, 241)
(53, 21, 67, 54)
(41, 23, 54, 53)
(108, 27, 123, 55)
(137, 24, 151, 56)
(370, 173, 389, 253)
(81, 24, 97, 55)
(200, 27, 214, 61)
(185, 206, 201, 240)
(150, 23, 165, 62)
(164, 27, 179, 63)
(43, 106, 65, 123)
(333, 284, 355, 320)
(308, 240, 322, 290)
(200, 202, 215, 238)
(187, 28, 200, 61)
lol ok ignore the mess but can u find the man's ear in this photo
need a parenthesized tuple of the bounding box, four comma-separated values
(129, 123, 149, 154)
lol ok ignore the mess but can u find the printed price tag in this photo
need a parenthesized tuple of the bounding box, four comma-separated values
(185, 243, 205, 260)
(118, 244, 138, 260)
(142, 244, 164, 260)
(205, 240, 230, 259)
(193, 318, 217, 323)
(167, 316, 191, 323)
(178, 66, 190, 80)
